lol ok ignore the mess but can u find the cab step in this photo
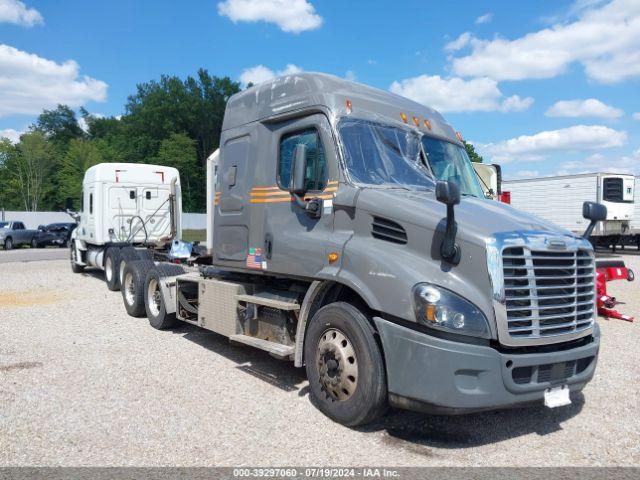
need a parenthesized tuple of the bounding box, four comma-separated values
(229, 334, 295, 360)
(234, 294, 300, 311)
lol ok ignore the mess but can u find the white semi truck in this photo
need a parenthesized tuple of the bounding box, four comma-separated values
(503, 173, 635, 249)
(68, 163, 182, 290)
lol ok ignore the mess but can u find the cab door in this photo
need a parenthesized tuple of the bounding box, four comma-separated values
(260, 113, 338, 277)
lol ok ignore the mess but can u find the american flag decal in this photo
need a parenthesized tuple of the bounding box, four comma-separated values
(246, 247, 263, 269)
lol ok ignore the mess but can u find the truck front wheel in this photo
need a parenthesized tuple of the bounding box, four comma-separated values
(121, 260, 155, 317)
(70, 241, 84, 273)
(304, 302, 387, 427)
(4, 237, 13, 250)
(104, 247, 121, 291)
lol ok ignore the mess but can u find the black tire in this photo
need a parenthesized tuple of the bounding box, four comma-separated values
(137, 249, 154, 261)
(31, 237, 38, 248)
(4, 237, 13, 250)
(304, 302, 387, 427)
(117, 247, 141, 289)
(145, 263, 185, 330)
(104, 247, 122, 291)
(121, 260, 156, 317)
(70, 241, 84, 273)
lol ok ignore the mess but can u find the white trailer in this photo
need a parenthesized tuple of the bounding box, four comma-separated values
(69, 163, 182, 289)
(503, 172, 636, 248)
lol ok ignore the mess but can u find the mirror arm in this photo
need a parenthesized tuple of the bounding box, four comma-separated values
(583, 220, 597, 239)
(441, 204, 460, 263)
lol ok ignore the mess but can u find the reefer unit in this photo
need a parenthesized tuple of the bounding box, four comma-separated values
(503, 173, 634, 237)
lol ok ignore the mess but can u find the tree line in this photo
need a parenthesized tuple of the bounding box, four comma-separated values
(0, 69, 241, 213)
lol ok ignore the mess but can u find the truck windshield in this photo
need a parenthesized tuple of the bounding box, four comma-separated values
(338, 119, 434, 190)
(421, 136, 485, 198)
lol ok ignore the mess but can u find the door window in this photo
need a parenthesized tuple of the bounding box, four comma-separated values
(278, 129, 327, 192)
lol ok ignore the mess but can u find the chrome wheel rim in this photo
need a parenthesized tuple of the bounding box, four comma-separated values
(105, 257, 113, 282)
(147, 278, 161, 317)
(317, 328, 358, 402)
(124, 272, 135, 305)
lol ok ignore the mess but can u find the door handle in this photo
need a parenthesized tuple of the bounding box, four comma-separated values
(226, 166, 237, 187)
(264, 233, 273, 260)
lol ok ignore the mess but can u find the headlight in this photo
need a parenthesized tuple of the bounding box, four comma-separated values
(412, 283, 491, 339)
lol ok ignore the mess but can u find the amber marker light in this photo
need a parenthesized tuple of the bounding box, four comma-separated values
(456, 131, 464, 141)
(328, 252, 339, 264)
(400, 112, 408, 123)
(423, 119, 431, 130)
(412, 116, 420, 127)
(425, 304, 437, 323)
(345, 99, 352, 114)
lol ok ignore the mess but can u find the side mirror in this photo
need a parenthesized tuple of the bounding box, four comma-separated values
(289, 144, 308, 196)
(65, 197, 74, 210)
(436, 180, 460, 206)
(435, 180, 461, 264)
(582, 201, 607, 239)
(583, 201, 607, 222)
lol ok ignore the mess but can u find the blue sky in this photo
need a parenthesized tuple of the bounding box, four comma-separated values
(1, 0, 639, 179)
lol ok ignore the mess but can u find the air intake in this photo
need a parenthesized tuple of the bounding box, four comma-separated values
(371, 217, 407, 244)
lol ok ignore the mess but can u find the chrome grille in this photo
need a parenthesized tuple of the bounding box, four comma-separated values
(502, 247, 595, 340)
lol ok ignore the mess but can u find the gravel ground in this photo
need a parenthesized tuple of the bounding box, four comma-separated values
(0, 255, 639, 467)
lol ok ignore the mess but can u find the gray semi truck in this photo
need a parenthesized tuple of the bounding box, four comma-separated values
(75, 73, 603, 426)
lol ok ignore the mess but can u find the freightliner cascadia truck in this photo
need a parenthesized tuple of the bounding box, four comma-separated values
(71, 73, 604, 427)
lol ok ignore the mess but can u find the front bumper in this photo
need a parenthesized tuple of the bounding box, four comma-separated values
(374, 317, 600, 414)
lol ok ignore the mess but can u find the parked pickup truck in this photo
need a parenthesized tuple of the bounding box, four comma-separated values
(0, 221, 38, 250)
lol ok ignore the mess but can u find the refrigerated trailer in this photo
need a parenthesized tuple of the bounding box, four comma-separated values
(503, 173, 635, 248)
(73, 73, 603, 427)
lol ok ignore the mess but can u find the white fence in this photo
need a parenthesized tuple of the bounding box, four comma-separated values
(0, 210, 206, 230)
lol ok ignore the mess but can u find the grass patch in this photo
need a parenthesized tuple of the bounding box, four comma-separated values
(182, 229, 206, 243)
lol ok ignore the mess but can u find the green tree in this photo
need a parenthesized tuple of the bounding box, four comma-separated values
(36, 105, 84, 147)
(5, 132, 54, 211)
(35, 105, 85, 209)
(0, 139, 23, 210)
(463, 140, 484, 163)
(125, 69, 240, 166)
(156, 133, 201, 212)
(59, 139, 103, 209)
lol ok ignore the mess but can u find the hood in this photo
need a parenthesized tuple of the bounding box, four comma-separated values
(356, 188, 576, 247)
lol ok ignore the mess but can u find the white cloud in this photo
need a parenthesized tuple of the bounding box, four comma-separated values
(478, 125, 627, 163)
(475, 13, 493, 24)
(0, 44, 108, 117)
(633, 112, 640, 120)
(0, 0, 42, 27)
(546, 98, 623, 118)
(78, 113, 104, 133)
(445, 32, 472, 52)
(389, 75, 534, 113)
(557, 149, 640, 174)
(450, 0, 640, 83)
(217, 0, 322, 33)
(345, 70, 357, 82)
(239, 63, 302, 86)
(0, 127, 23, 143)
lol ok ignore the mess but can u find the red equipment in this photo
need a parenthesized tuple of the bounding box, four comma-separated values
(595, 259, 635, 322)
